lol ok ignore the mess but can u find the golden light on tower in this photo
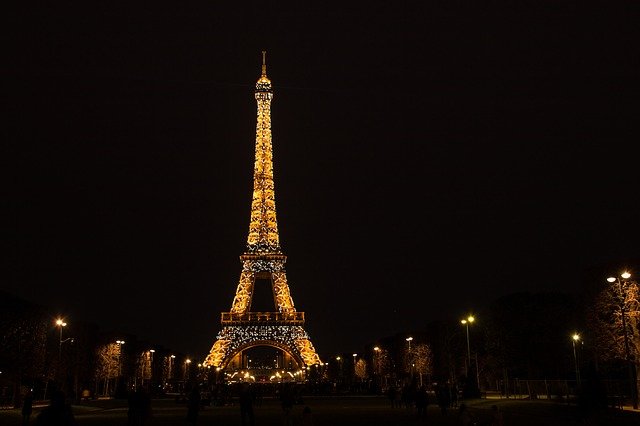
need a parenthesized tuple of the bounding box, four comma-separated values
(203, 52, 321, 371)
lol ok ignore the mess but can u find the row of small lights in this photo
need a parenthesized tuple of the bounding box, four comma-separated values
(53, 271, 632, 377)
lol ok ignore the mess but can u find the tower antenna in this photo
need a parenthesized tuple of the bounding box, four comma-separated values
(261, 51, 267, 76)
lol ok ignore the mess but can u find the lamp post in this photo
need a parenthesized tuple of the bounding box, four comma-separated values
(571, 333, 581, 387)
(460, 316, 474, 370)
(607, 272, 638, 409)
(461, 315, 480, 391)
(55, 319, 67, 360)
(184, 359, 191, 381)
(169, 355, 176, 380)
(373, 347, 380, 390)
(406, 337, 414, 378)
(116, 340, 125, 376)
(149, 349, 155, 385)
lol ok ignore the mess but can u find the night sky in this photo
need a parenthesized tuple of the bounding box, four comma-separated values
(4, 2, 639, 358)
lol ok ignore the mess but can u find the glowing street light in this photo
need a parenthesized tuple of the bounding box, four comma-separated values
(606, 271, 638, 409)
(55, 319, 68, 360)
(405, 336, 413, 351)
(168, 354, 176, 380)
(147, 349, 155, 385)
(115, 340, 125, 376)
(373, 346, 382, 386)
(184, 359, 192, 381)
(460, 316, 475, 368)
(571, 333, 581, 386)
(405, 337, 414, 378)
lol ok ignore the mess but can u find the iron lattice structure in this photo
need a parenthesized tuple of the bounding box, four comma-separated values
(204, 53, 321, 369)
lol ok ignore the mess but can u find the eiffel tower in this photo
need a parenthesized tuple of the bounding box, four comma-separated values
(204, 53, 321, 374)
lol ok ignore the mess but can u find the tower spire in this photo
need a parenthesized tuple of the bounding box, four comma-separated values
(262, 50, 267, 77)
(256, 51, 272, 92)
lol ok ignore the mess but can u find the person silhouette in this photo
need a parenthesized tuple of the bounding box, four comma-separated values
(239, 383, 255, 426)
(489, 405, 504, 426)
(436, 382, 450, 415)
(415, 385, 428, 420)
(128, 387, 151, 426)
(301, 406, 313, 426)
(186, 386, 201, 425)
(458, 403, 473, 426)
(387, 386, 397, 408)
(35, 390, 77, 426)
(22, 389, 34, 425)
(280, 384, 295, 426)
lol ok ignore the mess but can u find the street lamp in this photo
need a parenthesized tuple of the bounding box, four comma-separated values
(116, 340, 125, 376)
(55, 319, 68, 360)
(571, 333, 581, 386)
(149, 349, 155, 373)
(405, 337, 415, 378)
(373, 346, 384, 389)
(460, 316, 474, 369)
(405, 336, 413, 351)
(184, 359, 192, 381)
(607, 272, 638, 409)
(169, 355, 176, 380)
(461, 315, 480, 390)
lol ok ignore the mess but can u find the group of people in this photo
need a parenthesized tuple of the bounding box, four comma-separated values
(237, 382, 312, 426)
(435, 381, 460, 414)
(21, 388, 76, 426)
(387, 382, 453, 413)
(20, 381, 505, 426)
(458, 403, 504, 426)
(385, 381, 504, 425)
(128, 387, 152, 425)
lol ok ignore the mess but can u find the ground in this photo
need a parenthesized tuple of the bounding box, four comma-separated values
(2, 394, 639, 425)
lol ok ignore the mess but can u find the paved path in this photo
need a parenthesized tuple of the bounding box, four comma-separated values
(2, 395, 639, 425)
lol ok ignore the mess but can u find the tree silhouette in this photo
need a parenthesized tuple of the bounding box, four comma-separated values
(355, 358, 368, 381)
(413, 343, 434, 386)
(95, 343, 120, 395)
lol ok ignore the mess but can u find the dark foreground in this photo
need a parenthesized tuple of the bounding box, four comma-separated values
(2, 395, 639, 425)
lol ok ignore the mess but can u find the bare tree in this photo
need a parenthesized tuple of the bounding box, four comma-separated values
(95, 343, 119, 396)
(589, 279, 639, 362)
(588, 278, 640, 404)
(0, 312, 48, 405)
(136, 351, 152, 387)
(355, 358, 368, 381)
(413, 343, 434, 387)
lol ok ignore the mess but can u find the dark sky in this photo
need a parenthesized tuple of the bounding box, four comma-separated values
(4, 2, 639, 359)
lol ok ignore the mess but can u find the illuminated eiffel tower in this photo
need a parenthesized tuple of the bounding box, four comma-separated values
(204, 53, 321, 374)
